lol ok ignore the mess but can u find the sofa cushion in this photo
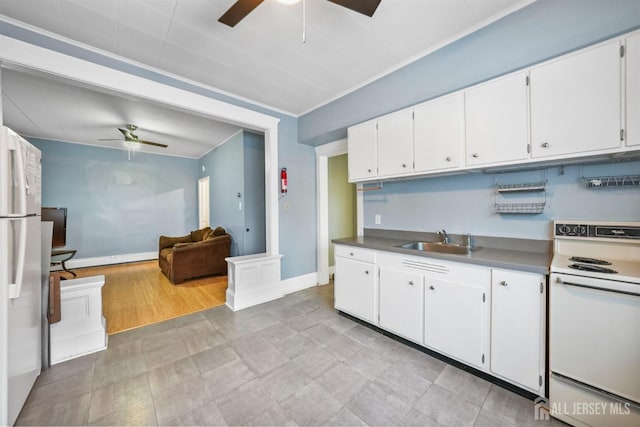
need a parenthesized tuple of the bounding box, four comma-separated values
(212, 226, 227, 237)
(159, 234, 192, 249)
(190, 227, 213, 242)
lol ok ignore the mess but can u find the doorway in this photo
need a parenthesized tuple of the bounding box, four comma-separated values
(328, 154, 356, 277)
(198, 176, 210, 229)
(316, 139, 363, 285)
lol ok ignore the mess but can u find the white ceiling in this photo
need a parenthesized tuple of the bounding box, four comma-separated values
(0, 0, 534, 157)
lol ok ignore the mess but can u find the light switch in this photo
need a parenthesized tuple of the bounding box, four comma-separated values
(375, 214, 381, 225)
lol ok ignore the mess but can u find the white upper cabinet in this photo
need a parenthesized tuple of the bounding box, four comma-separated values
(530, 40, 622, 158)
(347, 120, 378, 182)
(377, 109, 414, 177)
(414, 92, 464, 172)
(627, 33, 640, 147)
(465, 71, 530, 166)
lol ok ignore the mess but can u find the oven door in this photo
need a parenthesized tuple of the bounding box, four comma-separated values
(550, 272, 640, 404)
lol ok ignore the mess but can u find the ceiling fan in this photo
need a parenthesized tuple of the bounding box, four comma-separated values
(100, 124, 168, 148)
(219, 0, 381, 27)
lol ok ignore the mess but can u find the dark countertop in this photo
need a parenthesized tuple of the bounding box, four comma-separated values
(333, 230, 552, 275)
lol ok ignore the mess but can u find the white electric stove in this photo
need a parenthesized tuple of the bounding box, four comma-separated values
(549, 221, 640, 427)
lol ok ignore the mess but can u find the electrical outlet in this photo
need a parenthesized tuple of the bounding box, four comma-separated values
(375, 214, 381, 225)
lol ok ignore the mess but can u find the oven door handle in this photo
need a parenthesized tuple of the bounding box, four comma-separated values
(556, 278, 640, 297)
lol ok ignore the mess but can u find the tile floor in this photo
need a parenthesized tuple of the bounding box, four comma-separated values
(17, 284, 562, 426)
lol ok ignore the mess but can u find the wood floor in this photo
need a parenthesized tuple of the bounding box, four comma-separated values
(71, 260, 227, 335)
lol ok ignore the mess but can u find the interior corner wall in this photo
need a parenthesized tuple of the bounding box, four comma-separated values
(30, 138, 198, 258)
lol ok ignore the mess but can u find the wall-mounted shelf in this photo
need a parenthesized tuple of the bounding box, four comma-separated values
(496, 182, 546, 193)
(582, 175, 640, 188)
(494, 202, 546, 214)
(494, 179, 547, 215)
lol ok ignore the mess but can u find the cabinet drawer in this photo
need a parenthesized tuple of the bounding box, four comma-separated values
(334, 245, 376, 263)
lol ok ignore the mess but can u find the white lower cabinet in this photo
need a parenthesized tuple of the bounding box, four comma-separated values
(425, 276, 490, 369)
(334, 246, 377, 324)
(490, 269, 545, 394)
(379, 265, 424, 343)
(334, 246, 546, 395)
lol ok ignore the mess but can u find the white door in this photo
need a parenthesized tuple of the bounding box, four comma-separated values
(626, 33, 640, 147)
(198, 176, 210, 229)
(425, 277, 488, 368)
(377, 109, 414, 177)
(334, 257, 376, 323)
(491, 269, 544, 392)
(465, 71, 529, 166)
(414, 92, 464, 172)
(379, 266, 423, 343)
(347, 121, 377, 181)
(530, 40, 622, 157)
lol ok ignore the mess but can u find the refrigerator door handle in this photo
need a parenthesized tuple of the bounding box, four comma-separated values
(8, 136, 28, 217)
(9, 217, 27, 299)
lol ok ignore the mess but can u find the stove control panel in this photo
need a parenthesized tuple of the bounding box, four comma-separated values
(555, 222, 640, 239)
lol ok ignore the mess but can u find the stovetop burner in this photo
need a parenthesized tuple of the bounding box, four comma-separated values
(569, 256, 612, 265)
(569, 263, 618, 274)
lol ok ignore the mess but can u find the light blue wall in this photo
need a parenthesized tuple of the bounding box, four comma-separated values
(364, 161, 640, 240)
(31, 138, 198, 258)
(199, 131, 267, 257)
(243, 132, 266, 255)
(299, 0, 640, 145)
(1, 22, 317, 280)
(199, 132, 246, 256)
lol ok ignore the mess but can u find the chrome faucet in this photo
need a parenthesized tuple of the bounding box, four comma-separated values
(437, 229, 449, 244)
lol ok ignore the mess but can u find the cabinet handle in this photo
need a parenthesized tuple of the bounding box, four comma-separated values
(542, 142, 550, 148)
(350, 252, 354, 256)
(364, 270, 369, 275)
(472, 153, 479, 158)
(402, 163, 407, 168)
(367, 168, 372, 173)
(429, 285, 435, 290)
(500, 280, 508, 286)
(445, 156, 452, 162)
(409, 281, 414, 286)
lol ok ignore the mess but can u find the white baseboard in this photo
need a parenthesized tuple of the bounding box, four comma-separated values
(282, 272, 318, 295)
(52, 252, 157, 271)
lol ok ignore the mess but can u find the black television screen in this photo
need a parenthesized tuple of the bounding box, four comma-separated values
(42, 207, 67, 248)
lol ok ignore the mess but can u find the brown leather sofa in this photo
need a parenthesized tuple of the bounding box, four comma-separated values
(158, 226, 231, 284)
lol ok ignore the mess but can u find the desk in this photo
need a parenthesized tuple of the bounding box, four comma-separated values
(51, 249, 77, 277)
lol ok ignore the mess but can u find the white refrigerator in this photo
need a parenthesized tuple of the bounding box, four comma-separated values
(0, 126, 42, 426)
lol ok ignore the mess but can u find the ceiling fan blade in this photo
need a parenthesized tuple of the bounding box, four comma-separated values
(219, 0, 264, 27)
(117, 127, 132, 138)
(327, 0, 381, 17)
(138, 139, 168, 148)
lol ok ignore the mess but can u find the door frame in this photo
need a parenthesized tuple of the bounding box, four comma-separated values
(198, 176, 210, 229)
(315, 139, 363, 286)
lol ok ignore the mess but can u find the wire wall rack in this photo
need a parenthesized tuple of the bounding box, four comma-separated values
(494, 202, 546, 214)
(581, 175, 640, 188)
(496, 182, 546, 193)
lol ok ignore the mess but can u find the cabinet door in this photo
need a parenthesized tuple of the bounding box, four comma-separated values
(334, 257, 376, 323)
(627, 33, 640, 147)
(377, 109, 414, 177)
(414, 92, 464, 172)
(465, 71, 529, 166)
(424, 277, 488, 368)
(491, 269, 544, 393)
(379, 266, 423, 343)
(530, 40, 622, 157)
(347, 121, 377, 181)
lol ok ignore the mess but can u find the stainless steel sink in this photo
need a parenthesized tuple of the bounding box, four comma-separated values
(398, 241, 479, 255)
